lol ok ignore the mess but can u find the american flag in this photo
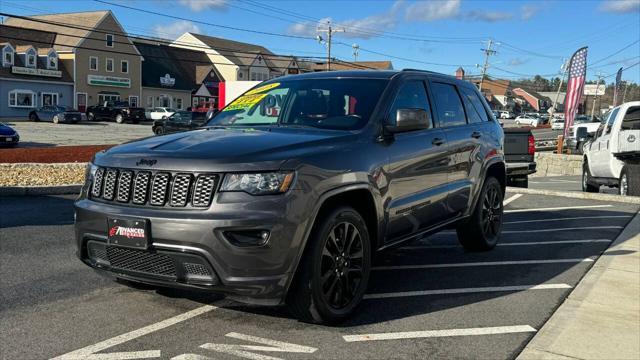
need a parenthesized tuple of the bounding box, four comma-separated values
(564, 47, 588, 138)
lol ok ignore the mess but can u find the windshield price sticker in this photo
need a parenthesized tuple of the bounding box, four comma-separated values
(223, 93, 269, 112)
(245, 82, 280, 95)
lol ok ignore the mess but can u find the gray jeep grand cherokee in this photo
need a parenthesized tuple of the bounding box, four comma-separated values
(75, 70, 505, 324)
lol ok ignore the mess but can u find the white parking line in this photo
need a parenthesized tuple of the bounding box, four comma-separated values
(364, 283, 572, 299)
(504, 215, 632, 224)
(502, 226, 623, 234)
(373, 258, 593, 271)
(52, 305, 219, 360)
(503, 194, 523, 206)
(401, 239, 612, 250)
(343, 325, 537, 342)
(505, 204, 613, 213)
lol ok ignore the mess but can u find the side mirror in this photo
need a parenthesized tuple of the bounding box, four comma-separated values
(576, 126, 593, 141)
(385, 108, 430, 133)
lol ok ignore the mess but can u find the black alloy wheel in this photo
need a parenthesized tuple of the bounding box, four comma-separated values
(457, 176, 503, 251)
(320, 221, 365, 309)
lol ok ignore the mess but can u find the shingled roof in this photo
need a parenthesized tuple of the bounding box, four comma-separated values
(0, 24, 57, 48)
(4, 11, 109, 52)
(188, 33, 276, 67)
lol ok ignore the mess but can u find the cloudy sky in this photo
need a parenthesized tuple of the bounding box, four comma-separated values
(3, 0, 639, 82)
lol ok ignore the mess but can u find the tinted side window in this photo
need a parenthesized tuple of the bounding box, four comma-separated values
(621, 106, 640, 130)
(388, 81, 430, 126)
(460, 87, 489, 123)
(605, 108, 620, 134)
(431, 82, 467, 127)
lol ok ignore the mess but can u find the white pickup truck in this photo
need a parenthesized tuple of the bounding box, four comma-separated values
(582, 101, 640, 196)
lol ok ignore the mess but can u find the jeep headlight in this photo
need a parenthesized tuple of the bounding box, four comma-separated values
(221, 172, 295, 195)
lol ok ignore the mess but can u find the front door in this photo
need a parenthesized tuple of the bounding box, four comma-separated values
(385, 80, 451, 241)
(76, 93, 87, 112)
(590, 108, 619, 178)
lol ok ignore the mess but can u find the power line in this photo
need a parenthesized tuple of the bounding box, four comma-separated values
(589, 39, 640, 67)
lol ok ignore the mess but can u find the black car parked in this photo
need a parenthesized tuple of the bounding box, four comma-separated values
(0, 122, 19, 147)
(86, 101, 145, 123)
(76, 70, 506, 324)
(152, 111, 207, 135)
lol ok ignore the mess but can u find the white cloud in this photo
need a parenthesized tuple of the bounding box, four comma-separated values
(405, 0, 461, 21)
(600, 0, 640, 12)
(178, 0, 227, 12)
(153, 20, 201, 40)
(521, 4, 539, 20)
(508, 58, 529, 66)
(287, 1, 403, 39)
(466, 10, 513, 22)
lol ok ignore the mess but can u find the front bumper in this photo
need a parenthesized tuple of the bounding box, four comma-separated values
(74, 189, 310, 305)
(0, 134, 19, 145)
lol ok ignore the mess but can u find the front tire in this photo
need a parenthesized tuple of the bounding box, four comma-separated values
(53, 115, 60, 124)
(287, 206, 371, 324)
(457, 177, 503, 251)
(87, 112, 95, 121)
(154, 126, 165, 135)
(115, 114, 124, 124)
(582, 161, 599, 193)
(29, 113, 39, 122)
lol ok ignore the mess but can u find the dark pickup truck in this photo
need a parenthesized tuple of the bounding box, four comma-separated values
(504, 127, 536, 187)
(86, 101, 145, 124)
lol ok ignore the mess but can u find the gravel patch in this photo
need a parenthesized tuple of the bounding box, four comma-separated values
(0, 163, 87, 186)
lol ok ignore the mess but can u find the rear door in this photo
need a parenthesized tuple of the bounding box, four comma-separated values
(385, 79, 450, 240)
(428, 80, 479, 215)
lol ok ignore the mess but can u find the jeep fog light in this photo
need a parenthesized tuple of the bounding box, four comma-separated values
(224, 230, 270, 247)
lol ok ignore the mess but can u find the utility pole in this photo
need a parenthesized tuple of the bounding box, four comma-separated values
(551, 59, 568, 117)
(352, 43, 360, 62)
(317, 23, 344, 71)
(590, 72, 604, 119)
(478, 39, 497, 92)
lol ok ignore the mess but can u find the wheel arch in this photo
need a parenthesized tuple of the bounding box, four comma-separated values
(283, 184, 380, 300)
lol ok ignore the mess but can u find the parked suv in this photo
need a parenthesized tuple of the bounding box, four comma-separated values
(75, 70, 506, 323)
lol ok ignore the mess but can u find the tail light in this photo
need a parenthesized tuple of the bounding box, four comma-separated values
(528, 134, 535, 155)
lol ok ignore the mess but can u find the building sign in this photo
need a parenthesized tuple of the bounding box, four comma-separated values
(287, 68, 299, 74)
(12, 66, 62, 78)
(160, 73, 175, 87)
(583, 84, 605, 96)
(87, 74, 130, 88)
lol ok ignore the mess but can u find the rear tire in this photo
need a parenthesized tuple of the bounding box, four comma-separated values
(457, 176, 503, 251)
(115, 114, 124, 124)
(287, 206, 371, 324)
(620, 165, 640, 196)
(53, 115, 60, 124)
(87, 112, 95, 121)
(29, 113, 39, 122)
(582, 161, 599, 193)
(507, 176, 528, 188)
(154, 126, 165, 135)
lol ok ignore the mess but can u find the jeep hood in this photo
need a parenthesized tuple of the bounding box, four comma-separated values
(94, 127, 357, 172)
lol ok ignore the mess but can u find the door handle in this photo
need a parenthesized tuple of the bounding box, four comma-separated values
(432, 138, 445, 146)
(471, 131, 482, 139)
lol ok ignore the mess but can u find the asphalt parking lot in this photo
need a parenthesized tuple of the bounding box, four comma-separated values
(0, 192, 637, 360)
(529, 175, 619, 194)
(3, 120, 153, 147)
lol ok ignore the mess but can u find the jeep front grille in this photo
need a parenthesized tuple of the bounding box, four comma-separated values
(91, 167, 218, 208)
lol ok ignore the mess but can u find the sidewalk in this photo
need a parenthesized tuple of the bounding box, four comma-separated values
(518, 211, 640, 360)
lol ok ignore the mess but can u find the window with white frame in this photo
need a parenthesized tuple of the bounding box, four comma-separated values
(89, 56, 98, 71)
(128, 96, 138, 107)
(106, 34, 114, 47)
(26, 49, 36, 68)
(98, 94, 120, 104)
(41, 92, 59, 106)
(8, 90, 36, 108)
(176, 98, 183, 110)
(106, 58, 114, 72)
(121, 60, 128, 73)
(47, 54, 58, 70)
(2, 46, 14, 67)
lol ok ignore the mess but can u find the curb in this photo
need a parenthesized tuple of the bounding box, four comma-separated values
(0, 184, 83, 196)
(517, 211, 640, 359)
(506, 186, 640, 205)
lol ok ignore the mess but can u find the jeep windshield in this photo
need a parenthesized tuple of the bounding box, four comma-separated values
(206, 78, 388, 131)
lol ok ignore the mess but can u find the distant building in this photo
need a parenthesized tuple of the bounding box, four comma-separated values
(513, 88, 553, 112)
(298, 60, 393, 72)
(171, 32, 299, 82)
(0, 24, 74, 118)
(538, 91, 566, 112)
(134, 40, 223, 111)
(5, 10, 143, 112)
(468, 76, 515, 110)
